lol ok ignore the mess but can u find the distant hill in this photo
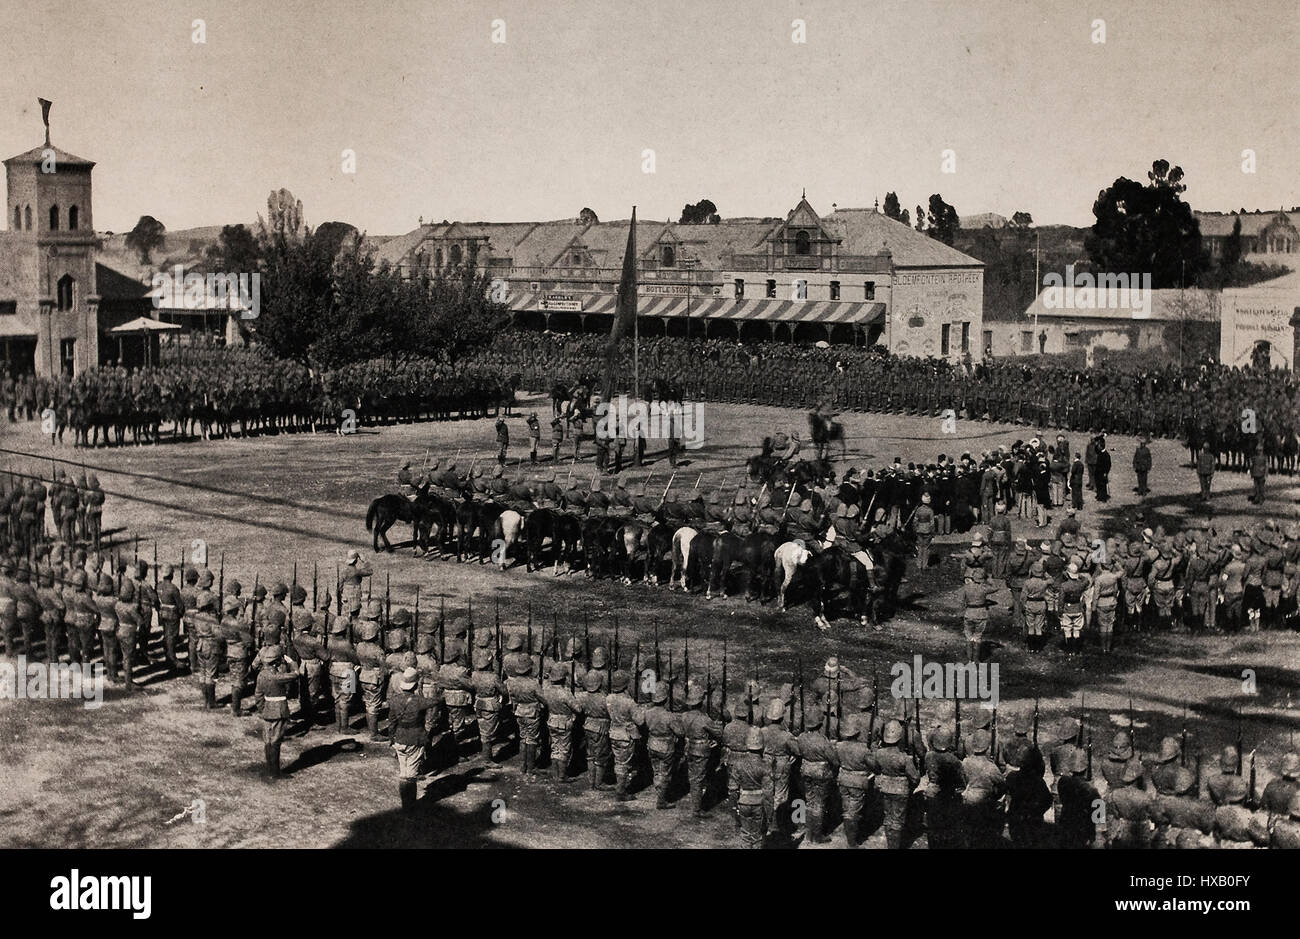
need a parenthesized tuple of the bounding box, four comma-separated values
(97, 224, 397, 281)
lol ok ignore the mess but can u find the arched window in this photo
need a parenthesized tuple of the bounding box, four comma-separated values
(49, 205, 59, 231)
(795, 230, 811, 255)
(450, 244, 463, 266)
(435, 248, 444, 269)
(69, 205, 78, 230)
(12, 206, 19, 230)
(24, 205, 32, 230)
(57, 275, 75, 311)
(661, 244, 676, 267)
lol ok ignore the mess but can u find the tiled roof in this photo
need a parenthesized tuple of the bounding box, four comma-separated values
(824, 208, 983, 267)
(3, 143, 95, 168)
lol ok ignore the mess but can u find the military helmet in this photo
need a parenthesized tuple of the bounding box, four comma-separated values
(1171, 766, 1197, 795)
(1108, 731, 1133, 761)
(117, 578, 136, 603)
(1221, 776, 1249, 805)
(227, 578, 242, 595)
(1121, 759, 1144, 785)
(330, 616, 348, 636)
(222, 595, 240, 615)
(415, 632, 436, 654)
(252, 583, 267, 599)
(472, 647, 494, 671)
(1013, 711, 1032, 735)
(504, 632, 524, 652)
(198, 569, 214, 588)
(882, 719, 905, 745)
(582, 670, 604, 693)
(839, 715, 861, 739)
(272, 582, 288, 599)
(362, 600, 383, 621)
(549, 663, 569, 685)
(1056, 718, 1080, 742)
(290, 584, 308, 604)
(803, 705, 823, 730)
(590, 646, 608, 669)
(387, 607, 411, 629)
(969, 729, 991, 755)
(356, 619, 380, 641)
(267, 608, 287, 627)
(610, 670, 630, 693)
(510, 657, 532, 677)
(929, 728, 954, 752)
(474, 627, 496, 649)
(685, 683, 706, 708)
(1219, 745, 1239, 773)
(651, 682, 669, 704)
(1157, 735, 1181, 763)
(765, 697, 785, 723)
(384, 629, 407, 651)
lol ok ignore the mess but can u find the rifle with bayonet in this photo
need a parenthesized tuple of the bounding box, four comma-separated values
(584, 609, 590, 669)
(1076, 693, 1086, 748)
(1181, 703, 1188, 767)
(720, 640, 727, 719)
(1033, 697, 1039, 749)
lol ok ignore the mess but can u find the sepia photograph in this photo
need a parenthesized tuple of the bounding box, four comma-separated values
(1, 0, 1297, 915)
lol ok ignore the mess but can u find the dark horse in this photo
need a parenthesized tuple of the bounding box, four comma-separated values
(366, 492, 434, 554)
(551, 373, 599, 419)
(808, 411, 847, 461)
(455, 496, 507, 563)
(524, 508, 583, 574)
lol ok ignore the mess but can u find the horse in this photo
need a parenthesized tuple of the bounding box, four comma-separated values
(455, 496, 505, 563)
(581, 515, 620, 579)
(642, 522, 678, 586)
(808, 411, 847, 461)
(612, 517, 652, 585)
(703, 531, 746, 600)
(524, 508, 583, 575)
(737, 531, 777, 602)
(365, 493, 432, 554)
(670, 526, 699, 591)
(491, 509, 527, 570)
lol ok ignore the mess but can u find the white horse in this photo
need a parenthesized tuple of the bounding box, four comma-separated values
(493, 510, 526, 571)
(670, 526, 698, 591)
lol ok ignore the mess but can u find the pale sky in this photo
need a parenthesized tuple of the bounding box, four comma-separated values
(2, 0, 1295, 234)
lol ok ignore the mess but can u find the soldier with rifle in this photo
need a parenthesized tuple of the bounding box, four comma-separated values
(680, 679, 723, 817)
(796, 698, 839, 843)
(541, 661, 582, 782)
(606, 667, 645, 801)
(324, 608, 360, 736)
(643, 677, 683, 809)
(255, 644, 300, 780)
(835, 714, 877, 848)
(761, 695, 799, 839)
(875, 718, 922, 849)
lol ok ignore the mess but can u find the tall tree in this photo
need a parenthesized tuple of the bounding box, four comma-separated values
(915, 206, 926, 232)
(926, 194, 960, 245)
(252, 226, 337, 366)
(263, 188, 304, 239)
(679, 199, 719, 225)
(882, 192, 902, 220)
(1221, 216, 1243, 269)
(1010, 211, 1033, 230)
(578, 207, 599, 225)
(1084, 159, 1209, 288)
(899, 208, 910, 226)
(202, 223, 260, 274)
(125, 215, 166, 264)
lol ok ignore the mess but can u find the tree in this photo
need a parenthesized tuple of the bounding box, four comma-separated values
(1084, 159, 1209, 288)
(316, 221, 361, 258)
(899, 208, 910, 226)
(926, 194, 960, 245)
(882, 192, 902, 220)
(679, 199, 719, 225)
(915, 206, 926, 232)
(263, 188, 304, 239)
(1221, 216, 1243, 270)
(203, 223, 260, 274)
(125, 215, 166, 264)
(251, 226, 337, 367)
(1010, 211, 1033, 230)
(578, 207, 599, 225)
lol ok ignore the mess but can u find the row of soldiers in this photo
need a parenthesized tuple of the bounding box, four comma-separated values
(0, 469, 106, 555)
(955, 515, 1300, 658)
(467, 329, 1300, 447)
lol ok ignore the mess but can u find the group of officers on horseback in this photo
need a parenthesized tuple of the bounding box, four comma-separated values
(377, 443, 912, 630)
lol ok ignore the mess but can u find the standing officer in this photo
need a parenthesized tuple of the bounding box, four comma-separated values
(387, 667, 438, 810)
(912, 492, 935, 569)
(1196, 445, 1215, 501)
(506, 656, 545, 777)
(541, 663, 582, 782)
(190, 590, 222, 709)
(875, 719, 922, 849)
(255, 644, 299, 780)
(578, 665, 613, 790)
(795, 705, 839, 843)
(495, 416, 510, 466)
(733, 727, 771, 848)
(471, 644, 507, 762)
(643, 681, 684, 808)
(1132, 437, 1152, 496)
(526, 412, 541, 465)
(680, 682, 722, 817)
(550, 414, 565, 463)
(606, 669, 645, 800)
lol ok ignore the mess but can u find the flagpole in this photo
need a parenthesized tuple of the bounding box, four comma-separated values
(633, 206, 639, 402)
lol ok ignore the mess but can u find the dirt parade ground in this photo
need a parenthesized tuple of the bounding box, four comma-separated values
(2, 391, 1299, 849)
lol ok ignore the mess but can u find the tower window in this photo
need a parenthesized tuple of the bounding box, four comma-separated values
(449, 244, 462, 266)
(69, 206, 78, 230)
(435, 248, 443, 269)
(864, 281, 876, 300)
(661, 245, 676, 268)
(12, 206, 19, 230)
(57, 275, 75, 311)
(49, 205, 59, 231)
(830, 280, 840, 300)
(795, 230, 811, 255)
(734, 279, 744, 299)
(24, 206, 31, 230)
(766, 279, 777, 298)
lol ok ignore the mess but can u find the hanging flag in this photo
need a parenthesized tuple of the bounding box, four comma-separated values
(602, 207, 637, 401)
(38, 98, 52, 145)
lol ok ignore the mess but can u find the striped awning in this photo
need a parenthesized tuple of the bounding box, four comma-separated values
(508, 290, 884, 325)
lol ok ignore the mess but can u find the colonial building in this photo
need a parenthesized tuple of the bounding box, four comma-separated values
(1197, 208, 1299, 260)
(377, 197, 986, 362)
(0, 140, 100, 375)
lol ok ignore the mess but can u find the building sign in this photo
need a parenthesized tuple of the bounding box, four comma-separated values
(1221, 285, 1300, 370)
(540, 293, 583, 311)
(638, 283, 723, 297)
